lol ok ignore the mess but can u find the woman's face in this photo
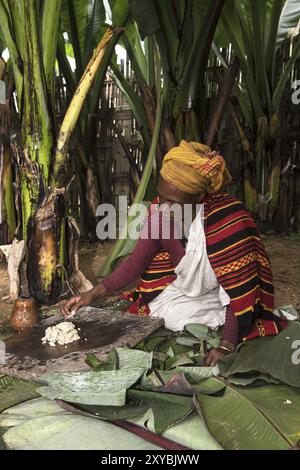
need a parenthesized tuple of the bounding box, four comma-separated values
(157, 176, 204, 207)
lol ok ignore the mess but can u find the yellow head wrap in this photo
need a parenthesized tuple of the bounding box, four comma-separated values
(160, 140, 232, 194)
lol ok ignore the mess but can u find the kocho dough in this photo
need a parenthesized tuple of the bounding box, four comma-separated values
(42, 322, 80, 347)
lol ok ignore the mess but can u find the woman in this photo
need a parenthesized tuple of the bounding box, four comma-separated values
(62, 140, 285, 366)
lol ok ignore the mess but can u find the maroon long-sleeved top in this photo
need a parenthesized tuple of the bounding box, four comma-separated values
(102, 213, 238, 345)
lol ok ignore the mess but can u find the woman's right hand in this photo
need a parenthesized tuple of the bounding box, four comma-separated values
(61, 290, 96, 317)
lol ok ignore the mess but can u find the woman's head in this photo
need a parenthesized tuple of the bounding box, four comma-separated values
(159, 140, 231, 199)
(157, 176, 202, 207)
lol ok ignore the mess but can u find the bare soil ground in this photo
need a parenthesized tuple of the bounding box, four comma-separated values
(0, 236, 299, 324)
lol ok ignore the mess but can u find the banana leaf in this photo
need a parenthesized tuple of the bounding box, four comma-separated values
(37, 367, 146, 406)
(0, 375, 39, 413)
(224, 373, 282, 386)
(127, 389, 194, 434)
(197, 382, 300, 449)
(86, 346, 152, 371)
(160, 414, 222, 451)
(72, 388, 195, 435)
(140, 370, 226, 396)
(135, 321, 300, 387)
(184, 324, 220, 348)
(136, 325, 221, 371)
(165, 353, 195, 370)
(128, 0, 160, 38)
(0, 427, 7, 450)
(0, 397, 67, 427)
(2, 396, 220, 450)
(60, 0, 106, 72)
(2, 397, 161, 450)
(138, 332, 173, 352)
(37, 347, 153, 406)
(131, 411, 222, 450)
(115, 347, 153, 369)
(221, 322, 300, 387)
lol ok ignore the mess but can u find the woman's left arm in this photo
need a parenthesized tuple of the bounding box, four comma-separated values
(203, 306, 238, 367)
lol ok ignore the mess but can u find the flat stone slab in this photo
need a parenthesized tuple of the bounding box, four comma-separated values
(0, 307, 163, 380)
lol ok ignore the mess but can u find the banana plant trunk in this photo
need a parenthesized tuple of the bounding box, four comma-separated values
(27, 188, 66, 303)
(27, 28, 115, 303)
(0, 138, 17, 244)
(15, 0, 60, 303)
(1, 0, 116, 303)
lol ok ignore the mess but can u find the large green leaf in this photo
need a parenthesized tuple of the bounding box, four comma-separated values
(217, 0, 300, 124)
(221, 2, 264, 119)
(197, 382, 300, 449)
(265, 0, 284, 78)
(222, 322, 300, 387)
(174, 0, 226, 113)
(277, 0, 300, 44)
(131, 409, 222, 450)
(61, 0, 89, 65)
(83, 0, 106, 65)
(128, 0, 160, 38)
(0, 375, 39, 413)
(217, 0, 300, 123)
(160, 413, 222, 450)
(141, 369, 226, 396)
(0, 427, 8, 450)
(122, 21, 147, 82)
(174, 0, 194, 78)
(249, 0, 271, 107)
(127, 389, 194, 434)
(62, 388, 194, 434)
(241, 384, 300, 445)
(184, 323, 220, 348)
(37, 367, 146, 406)
(60, 0, 108, 85)
(2, 396, 221, 450)
(110, 59, 149, 138)
(116, 347, 153, 369)
(65, 397, 222, 449)
(61, 0, 88, 78)
(2, 397, 161, 450)
(152, 0, 180, 69)
(41, 0, 62, 99)
(2, 396, 65, 414)
(37, 347, 152, 406)
(108, 0, 129, 25)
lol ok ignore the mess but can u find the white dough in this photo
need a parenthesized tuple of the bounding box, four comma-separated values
(42, 322, 80, 347)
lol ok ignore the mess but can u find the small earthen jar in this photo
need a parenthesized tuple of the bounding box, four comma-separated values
(10, 297, 39, 332)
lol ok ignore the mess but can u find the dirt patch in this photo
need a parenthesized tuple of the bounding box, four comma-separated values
(0, 236, 299, 324)
(263, 235, 300, 311)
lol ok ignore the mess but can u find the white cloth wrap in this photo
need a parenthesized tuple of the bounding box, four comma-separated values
(149, 205, 230, 331)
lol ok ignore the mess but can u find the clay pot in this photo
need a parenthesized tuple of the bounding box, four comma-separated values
(10, 297, 39, 332)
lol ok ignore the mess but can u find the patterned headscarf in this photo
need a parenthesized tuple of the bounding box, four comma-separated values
(160, 140, 231, 194)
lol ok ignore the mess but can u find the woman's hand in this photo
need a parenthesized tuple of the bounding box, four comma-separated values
(61, 283, 107, 317)
(203, 348, 227, 367)
(203, 340, 235, 367)
(61, 290, 96, 317)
